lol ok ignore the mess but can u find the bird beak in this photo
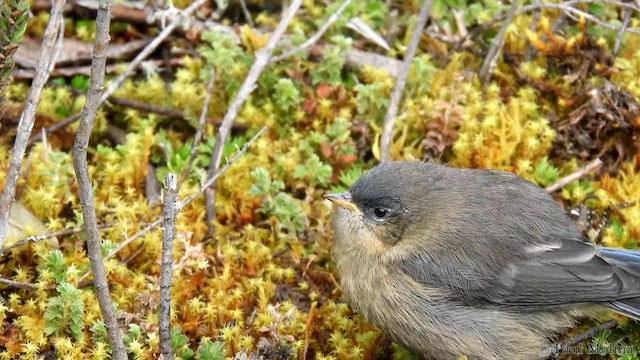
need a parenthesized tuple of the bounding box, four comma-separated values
(323, 192, 363, 215)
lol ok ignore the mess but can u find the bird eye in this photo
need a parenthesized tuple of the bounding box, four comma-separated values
(373, 208, 387, 218)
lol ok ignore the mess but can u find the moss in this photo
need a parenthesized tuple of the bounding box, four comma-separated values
(2, 2, 640, 358)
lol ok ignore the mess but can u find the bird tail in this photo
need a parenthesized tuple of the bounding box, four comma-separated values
(597, 247, 640, 320)
(606, 299, 640, 321)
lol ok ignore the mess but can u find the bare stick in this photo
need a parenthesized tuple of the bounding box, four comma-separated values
(0, 0, 65, 253)
(613, 9, 631, 55)
(0, 278, 55, 290)
(79, 127, 266, 282)
(545, 158, 603, 193)
(30, 94, 248, 146)
(271, 0, 353, 63)
(526, 2, 640, 35)
(178, 69, 216, 186)
(479, 0, 520, 85)
(159, 174, 178, 360)
(205, 0, 302, 237)
(71, 0, 126, 358)
(3, 223, 112, 252)
(524, 0, 541, 61)
(239, 0, 255, 28)
(379, 0, 432, 162)
(559, 319, 618, 349)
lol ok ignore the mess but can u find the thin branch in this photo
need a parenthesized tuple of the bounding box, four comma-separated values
(29, 88, 248, 146)
(78, 126, 267, 282)
(0, 278, 56, 290)
(238, 0, 255, 28)
(479, 0, 520, 84)
(379, 0, 432, 162)
(0, 0, 65, 253)
(3, 224, 112, 252)
(179, 69, 216, 186)
(521, 2, 640, 35)
(159, 174, 178, 360)
(559, 319, 618, 349)
(71, 0, 126, 357)
(205, 0, 302, 237)
(453, 0, 638, 52)
(613, 9, 631, 55)
(271, 0, 353, 63)
(545, 158, 603, 193)
(28, 112, 81, 145)
(524, 0, 541, 61)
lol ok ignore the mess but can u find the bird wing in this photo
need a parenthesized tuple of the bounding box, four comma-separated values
(396, 237, 640, 314)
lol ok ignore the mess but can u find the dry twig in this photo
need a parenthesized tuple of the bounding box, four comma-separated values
(545, 158, 603, 193)
(520, 1, 640, 35)
(179, 69, 216, 186)
(205, 0, 302, 237)
(0, 278, 55, 290)
(479, 0, 520, 85)
(3, 224, 112, 252)
(271, 0, 353, 63)
(238, 0, 255, 28)
(613, 9, 632, 55)
(71, 0, 126, 357)
(0, 0, 65, 252)
(379, 0, 433, 162)
(559, 319, 618, 349)
(159, 174, 178, 360)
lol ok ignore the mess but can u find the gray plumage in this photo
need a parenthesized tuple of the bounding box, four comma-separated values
(326, 161, 640, 360)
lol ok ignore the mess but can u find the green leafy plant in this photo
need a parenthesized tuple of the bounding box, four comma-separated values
(44, 282, 85, 341)
(331, 165, 365, 192)
(171, 327, 195, 359)
(38, 250, 67, 284)
(199, 30, 251, 96)
(249, 168, 306, 234)
(310, 35, 352, 85)
(196, 338, 225, 360)
(355, 82, 389, 121)
(273, 78, 302, 112)
(293, 154, 332, 187)
(533, 157, 560, 187)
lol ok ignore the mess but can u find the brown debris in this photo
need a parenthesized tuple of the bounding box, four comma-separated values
(508, 30, 639, 173)
(553, 80, 639, 173)
(423, 97, 464, 160)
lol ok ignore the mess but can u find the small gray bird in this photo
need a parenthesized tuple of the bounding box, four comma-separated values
(324, 161, 640, 360)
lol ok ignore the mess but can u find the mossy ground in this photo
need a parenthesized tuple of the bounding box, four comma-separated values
(1, 1, 640, 359)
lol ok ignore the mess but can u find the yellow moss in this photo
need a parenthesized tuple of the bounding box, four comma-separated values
(453, 86, 555, 172)
(596, 162, 640, 248)
(15, 314, 46, 345)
